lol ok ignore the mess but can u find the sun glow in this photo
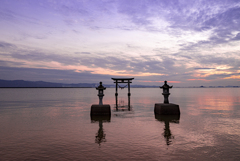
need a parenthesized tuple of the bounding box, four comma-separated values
(223, 75, 240, 79)
(187, 79, 210, 81)
(216, 66, 231, 70)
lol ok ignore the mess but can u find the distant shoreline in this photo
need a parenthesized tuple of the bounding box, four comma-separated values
(0, 87, 93, 88)
(0, 87, 239, 88)
(1, 79, 239, 88)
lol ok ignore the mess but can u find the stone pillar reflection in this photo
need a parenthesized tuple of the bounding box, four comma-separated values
(163, 121, 173, 146)
(95, 120, 106, 146)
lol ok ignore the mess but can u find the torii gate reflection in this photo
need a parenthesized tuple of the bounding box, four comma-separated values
(111, 78, 134, 111)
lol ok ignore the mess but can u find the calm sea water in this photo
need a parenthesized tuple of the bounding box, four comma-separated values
(0, 88, 240, 161)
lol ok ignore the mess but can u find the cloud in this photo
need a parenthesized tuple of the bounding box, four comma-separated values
(197, 55, 240, 68)
(75, 52, 91, 55)
(232, 33, 240, 40)
(0, 41, 192, 82)
(195, 68, 216, 70)
(0, 60, 25, 66)
(0, 41, 16, 48)
(11, 52, 81, 66)
(204, 73, 238, 80)
(0, 10, 15, 21)
(200, 6, 240, 43)
(1, 39, 238, 85)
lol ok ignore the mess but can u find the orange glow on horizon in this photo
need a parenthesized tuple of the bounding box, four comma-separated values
(187, 79, 210, 81)
(139, 80, 181, 83)
(3, 58, 166, 77)
(223, 75, 240, 79)
(3, 56, 239, 81)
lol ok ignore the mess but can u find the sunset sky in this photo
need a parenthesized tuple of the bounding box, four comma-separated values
(0, 0, 240, 86)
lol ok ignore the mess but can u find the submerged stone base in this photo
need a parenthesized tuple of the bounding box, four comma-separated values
(155, 114, 180, 123)
(90, 104, 111, 116)
(154, 103, 180, 115)
(91, 115, 111, 123)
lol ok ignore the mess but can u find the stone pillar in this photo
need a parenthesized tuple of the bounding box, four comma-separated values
(99, 95, 103, 105)
(98, 90, 104, 105)
(163, 93, 170, 104)
(91, 82, 111, 116)
(154, 81, 180, 115)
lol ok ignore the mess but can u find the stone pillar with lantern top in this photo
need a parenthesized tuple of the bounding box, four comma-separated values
(161, 80, 172, 104)
(91, 82, 111, 116)
(154, 81, 180, 115)
(97, 82, 105, 105)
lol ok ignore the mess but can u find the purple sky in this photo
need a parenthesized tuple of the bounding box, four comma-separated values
(0, 0, 240, 86)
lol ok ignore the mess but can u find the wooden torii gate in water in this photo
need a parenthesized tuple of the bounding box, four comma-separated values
(111, 78, 134, 96)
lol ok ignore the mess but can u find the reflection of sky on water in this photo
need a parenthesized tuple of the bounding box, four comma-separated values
(0, 88, 240, 160)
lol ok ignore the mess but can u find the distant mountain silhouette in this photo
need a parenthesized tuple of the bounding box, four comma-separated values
(0, 79, 96, 88)
(1, 79, 238, 88)
(0, 79, 160, 88)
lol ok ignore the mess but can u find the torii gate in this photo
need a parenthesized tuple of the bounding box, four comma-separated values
(111, 78, 134, 96)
